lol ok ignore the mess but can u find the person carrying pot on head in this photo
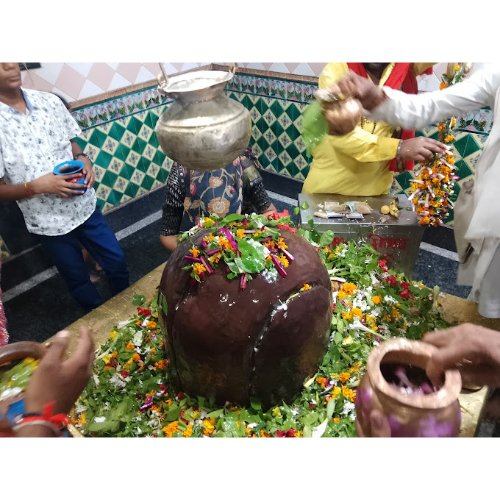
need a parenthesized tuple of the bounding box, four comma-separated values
(301, 63, 447, 196)
(159, 148, 277, 252)
(0, 63, 129, 312)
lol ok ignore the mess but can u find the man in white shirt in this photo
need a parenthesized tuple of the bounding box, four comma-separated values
(334, 64, 500, 318)
(0, 63, 129, 312)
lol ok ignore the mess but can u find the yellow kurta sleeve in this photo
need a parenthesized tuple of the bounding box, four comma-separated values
(318, 62, 349, 89)
(326, 129, 400, 162)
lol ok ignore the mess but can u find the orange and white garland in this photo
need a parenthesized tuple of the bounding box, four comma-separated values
(409, 64, 469, 226)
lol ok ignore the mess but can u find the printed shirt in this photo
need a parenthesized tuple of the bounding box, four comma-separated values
(0, 89, 96, 236)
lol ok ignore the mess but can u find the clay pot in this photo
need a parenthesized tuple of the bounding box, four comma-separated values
(355, 338, 462, 437)
(158, 229, 332, 409)
(0, 341, 46, 434)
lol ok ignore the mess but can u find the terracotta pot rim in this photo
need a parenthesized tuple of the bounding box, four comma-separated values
(0, 341, 46, 368)
(367, 338, 462, 409)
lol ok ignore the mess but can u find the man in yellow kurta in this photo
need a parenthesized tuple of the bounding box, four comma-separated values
(302, 63, 445, 196)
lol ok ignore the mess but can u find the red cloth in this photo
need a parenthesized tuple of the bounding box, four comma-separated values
(347, 63, 419, 172)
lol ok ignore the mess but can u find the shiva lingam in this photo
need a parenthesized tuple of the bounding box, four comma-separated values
(157, 226, 332, 409)
(316, 86, 362, 136)
(355, 338, 462, 437)
(155, 64, 252, 171)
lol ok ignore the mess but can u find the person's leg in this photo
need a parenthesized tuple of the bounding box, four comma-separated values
(38, 232, 103, 311)
(78, 209, 129, 296)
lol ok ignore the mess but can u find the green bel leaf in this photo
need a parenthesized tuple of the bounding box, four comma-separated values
(132, 294, 146, 306)
(319, 230, 335, 247)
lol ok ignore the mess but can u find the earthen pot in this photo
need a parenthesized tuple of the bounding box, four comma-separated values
(355, 338, 462, 437)
(158, 229, 332, 409)
(0, 341, 45, 434)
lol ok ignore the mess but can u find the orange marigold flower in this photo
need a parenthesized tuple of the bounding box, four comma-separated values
(332, 417, 341, 423)
(351, 307, 362, 318)
(371, 295, 381, 304)
(450, 117, 457, 127)
(163, 421, 180, 437)
(132, 353, 141, 363)
(331, 386, 341, 398)
(439, 82, 448, 90)
(202, 418, 216, 436)
(340, 282, 357, 295)
(316, 376, 327, 388)
(277, 237, 288, 250)
(454, 64, 460, 71)
(236, 228, 245, 239)
(183, 424, 193, 437)
(147, 320, 157, 329)
(444, 134, 455, 143)
(337, 290, 348, 299)
(342, 311, 353, 321)
(300, 283, 311, 292)
(338, 372, 351, 383)
(151, 404, 160, 413)
(193, 263, 207, 275)
(155, 359, 167, 370)
(277, 255, 289, 268)
(189, 247, 200, 257)
(126, 341, 135, 350)
(342, 386, 356, 402)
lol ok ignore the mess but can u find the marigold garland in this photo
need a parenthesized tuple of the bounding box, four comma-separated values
(409, 63, 469, 226)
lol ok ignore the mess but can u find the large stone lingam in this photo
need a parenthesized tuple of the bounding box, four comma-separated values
(158, 215, 332, 408)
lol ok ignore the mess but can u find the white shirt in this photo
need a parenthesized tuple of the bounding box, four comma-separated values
(367, 63, 500, 243)
(368, 64, 500, 315)
(0, 89, 96, 236)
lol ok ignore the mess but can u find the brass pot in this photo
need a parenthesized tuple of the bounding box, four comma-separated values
(155, 67, 252, 171)
(355, 338, 462, 437)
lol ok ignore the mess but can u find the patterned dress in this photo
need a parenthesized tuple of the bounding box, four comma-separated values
(160, 150, 273, 236)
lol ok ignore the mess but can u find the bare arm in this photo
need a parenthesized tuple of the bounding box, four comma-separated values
(337, 64, 500, 131)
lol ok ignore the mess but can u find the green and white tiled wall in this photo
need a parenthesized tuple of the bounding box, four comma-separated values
(0, 72, 492, 260)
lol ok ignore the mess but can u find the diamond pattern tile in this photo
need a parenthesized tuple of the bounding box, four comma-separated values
(61, 71, 493, 227)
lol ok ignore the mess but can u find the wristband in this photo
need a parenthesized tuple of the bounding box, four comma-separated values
(13, 420, 62, 437)
(24, 181, 35, 197)
(396, 140, 403, 160)
(13, 401, 69, 434)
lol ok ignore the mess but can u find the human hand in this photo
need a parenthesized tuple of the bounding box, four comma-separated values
(30, 172, 83, 198)
(23, 327, 95, 415)
(398, 137, 449, 163)
(424, 323, 500, 388)
(81, 157, 96, 190)
(336, 71, 386, 111)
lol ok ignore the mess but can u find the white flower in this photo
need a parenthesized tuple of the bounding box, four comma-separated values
(247, 423, 258, 429)
(94, 416, 106, 423)
(341, 401, 355, 416)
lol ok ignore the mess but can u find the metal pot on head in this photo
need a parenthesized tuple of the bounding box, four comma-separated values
(155, 65, 252, 171)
